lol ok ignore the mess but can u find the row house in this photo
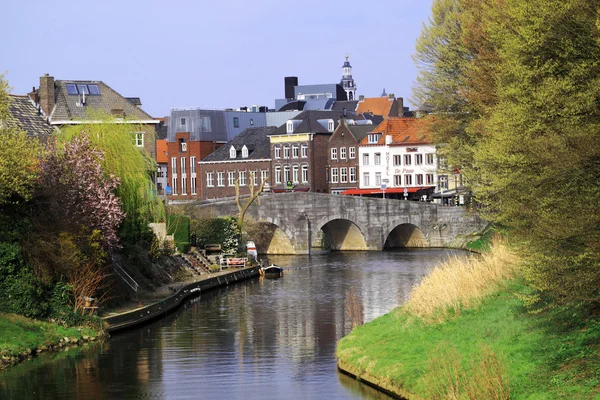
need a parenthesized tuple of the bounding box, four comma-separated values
(199, 127, 276, 200)
(268, 110, 350, 193)
(356, 118, 437, 200)
(326, 119, 374, 194)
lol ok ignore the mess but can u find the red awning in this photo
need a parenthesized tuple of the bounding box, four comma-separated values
(341, 186, 435, 196)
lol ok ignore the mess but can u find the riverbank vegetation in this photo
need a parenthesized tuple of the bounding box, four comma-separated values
(0, 73, 178, 354)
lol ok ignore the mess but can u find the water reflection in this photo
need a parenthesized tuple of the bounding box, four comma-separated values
(0, 249, 466, 399)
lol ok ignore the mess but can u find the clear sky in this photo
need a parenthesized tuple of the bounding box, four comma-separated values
(3, 0, 433, 117)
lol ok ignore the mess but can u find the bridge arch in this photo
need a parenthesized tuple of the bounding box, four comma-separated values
(247, 216, 295, 254)
(312, 215, 368, 251)
(384, 223, 427, 248)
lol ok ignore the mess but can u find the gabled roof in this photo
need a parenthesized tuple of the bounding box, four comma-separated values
(331, 100, 358, 113)
(360, 117, 430, 145)
(271, 110, 351, 135)
(5, 95, 54, 138)
(356, 97, 397, 117)
(201, 126, 277, 162)
(347, 125, 374, 142)
(156, 139, 168, 163)
(49, 80, 155, 123)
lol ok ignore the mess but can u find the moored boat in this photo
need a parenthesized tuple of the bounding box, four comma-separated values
(260, 264, 284, 277)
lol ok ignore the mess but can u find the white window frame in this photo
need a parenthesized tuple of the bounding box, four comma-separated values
(275, 166, 282, 184)
(228, 171, 235, 186)
(242, 145, 248, 158)
(393, 155, 402, 166)
(405, 174, 412, 186)
(292, 145, 299, 158)
(331, 148, 338, 160)
(283, 166, 290, 183)
(426, 153, 434, 165)
(375, 172, 382, 186)
(363, 153, 369, 165)
(349, 167, 356, 182)
(349, 147, 356, 159)
(404, 154, 412, 166)
(363, 172, 370, 186)
(134, 132, 144, 147)
(239, 171, 246, 186)
(181, 157, 187, 176)
(230, 146, 237, 159)
(275, 146, 281, 159)
(261, 169, 269, 184)
(293, 165, 299, 183)
(301, 165, 308, 183)
(415, 154, 423, 165)
(191, 177, 197, 195)
(206, 172, 214, 187)
(284, 146, 290, 159)
(340, 167, 348, 183)
(426, 174, 434, 185)
(181, 175, 187, 195)
(301, 144, 308, 158)
(331, 168, 339, 183)
(190, 156, 196, 174)
(340, 147, 346, 160)
(415, 174, 424, 185)
(217, 172, 225, 187)
(374, 153, 381, 165)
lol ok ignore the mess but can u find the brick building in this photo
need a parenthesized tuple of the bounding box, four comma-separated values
(198, 127, 276, 201)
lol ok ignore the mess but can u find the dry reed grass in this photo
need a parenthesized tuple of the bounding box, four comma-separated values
(405, 237, 518, 322)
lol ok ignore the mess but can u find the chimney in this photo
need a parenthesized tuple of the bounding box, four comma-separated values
(397, 97, 404, 117)
(284, 76, 298, 100)
(359, 94, 365, 101)
(39, 74, 55, 117)
(385, 134, 393, 145)
(388, 93, 395, 99)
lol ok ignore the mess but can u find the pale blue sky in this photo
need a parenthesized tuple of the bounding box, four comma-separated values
(3, 0, 433, 117)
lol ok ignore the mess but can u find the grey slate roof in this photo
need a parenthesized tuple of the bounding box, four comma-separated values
(50, 80, 154, 122)
(201, 126, 277, 162)
(271, 110, 353, 135)
(6, 95, 54, 138)
(332, 100, 358, 113)
(347, 125, 374, 142)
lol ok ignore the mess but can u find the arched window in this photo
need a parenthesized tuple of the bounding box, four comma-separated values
(229, 146, 236, 159)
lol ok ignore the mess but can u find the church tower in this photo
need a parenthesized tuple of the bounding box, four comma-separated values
(340, 54, 357, 101)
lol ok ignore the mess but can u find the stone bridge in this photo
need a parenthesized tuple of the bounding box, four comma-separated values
(190, 192, 488, 255)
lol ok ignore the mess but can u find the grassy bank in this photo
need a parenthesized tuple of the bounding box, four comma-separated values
(0, 313, 99, 365)
(337, 244, 600, 399)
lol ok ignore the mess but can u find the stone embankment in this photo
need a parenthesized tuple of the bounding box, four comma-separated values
(103, 266, 259, 333)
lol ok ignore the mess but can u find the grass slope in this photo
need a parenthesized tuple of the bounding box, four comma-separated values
(0, 313, 98, 357)
(337, 280, 600, 399)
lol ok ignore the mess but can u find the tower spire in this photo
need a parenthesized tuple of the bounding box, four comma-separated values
(340, 54, 356, 101)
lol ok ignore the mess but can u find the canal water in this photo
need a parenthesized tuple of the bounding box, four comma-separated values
(0, 249, 468, 399)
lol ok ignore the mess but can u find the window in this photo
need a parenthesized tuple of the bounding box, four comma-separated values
(179, 138, 187, 152)
(76, 84, 90, 95)
(250, 119, 254, 126)
(287, 121, 294, 133)
(66, 84, 78, 95)
(331, 168, 339, 183)
(404, 154, 412, 165)
(293, 166, 299, 183)
(199, 116, 211, 132)
(393, 155, 402, 166)
(261, 169, 268, 183)
(134, 132, 144, 147)
(242, 145, 248, 158)
(328, 120, 334, 132)
(233, 117, 239, 128)
(275, 146, 281, 159)
(375, 153, 381, 165)
(171, 176, 177, 195)
(363, 172, 370, 186)
(191, 177, 197, 195)
(438, 156, 447, 169)
(181, 118, 186, 127)
(251, 171, 257, 186)
(284, 146, 290, 159)
(230, 146, 236, 159)
(415, 154, 423, 165)
(301, 144, 308, 158)
(181, 175, 187, 195)
(426, 153, 434, 165)
(349, 167, 356, 182)
(416, 174, 424, 185)
(283, 166, 290, 183)
(394, 175, 402, 186)
(228, 171, 235, 186)
(426, 174, 434, 185)
(180, 157, 187, 176)
(375, 172, 382, 186)
(171, 157, 177, 176)
(206, 172, 214, 187)
(275, 166, 282, 184)
(217, 172, 224, 187)
(331, 148, 338, 160)
(301, 165, 308, 183)
(190, 156, 196, 174)
(349, 147, 356, 159)
(368, 134, 380, 144)
(439, 175, 448, 189)
(239, 171, 246, 186)
(292, 145, 299, 158)
(405, 174, 413, 186)
(340, 147, 346, 160)
(87, 84, 100, 95)
(363, 153, 369, 165)
(340, 167, 348, 183)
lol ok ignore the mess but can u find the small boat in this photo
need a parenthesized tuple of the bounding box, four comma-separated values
(260, 264, 284, 277)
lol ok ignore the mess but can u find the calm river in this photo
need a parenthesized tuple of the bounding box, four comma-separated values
(0, 249, 468, 399)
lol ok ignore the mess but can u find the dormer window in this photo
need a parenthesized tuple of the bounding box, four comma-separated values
(230, 146, 237, 159)
(368, 133, 381, 144)
(242, 145, 248, 158)
(328, 120, 334, 132)
(287, 121, 294, 134)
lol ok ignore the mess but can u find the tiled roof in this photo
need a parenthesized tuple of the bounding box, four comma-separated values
(360, 117, 430, 145)
(201, 126, 277, 162)
(347, 125, 374, 142)
(6, 95, 54, 138)
(272, 110, 351, 135)
(49, 80, 154, 122)
(156, 140, 168, 163)
(356, 97, 396, 117)
(331, 100, 358, 113)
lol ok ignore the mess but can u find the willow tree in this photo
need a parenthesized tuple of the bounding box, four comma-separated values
(58, 111, 164, 242)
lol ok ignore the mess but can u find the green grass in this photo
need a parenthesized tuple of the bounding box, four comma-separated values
(466, 225, 497, 252)
(337, 280, 600, 399)
(0, 313, 98, 356)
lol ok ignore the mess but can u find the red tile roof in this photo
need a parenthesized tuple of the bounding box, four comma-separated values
(356, 97, 396, 117)
(156, 140, 168, 163)
(360, 117, 430, 145)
